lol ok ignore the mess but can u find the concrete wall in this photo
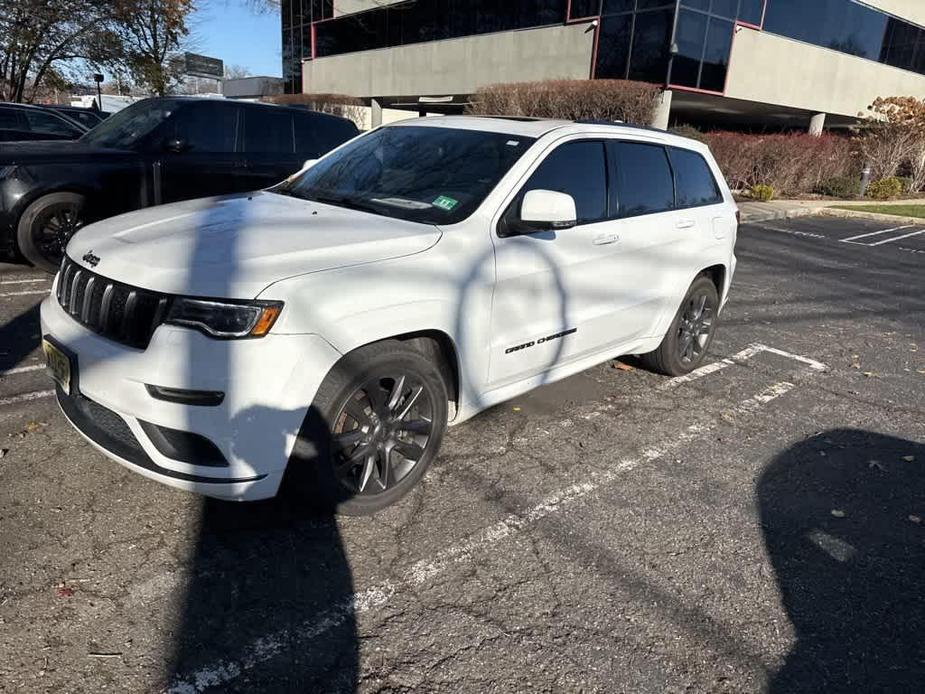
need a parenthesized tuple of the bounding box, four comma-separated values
(333, 0, 406, 17)
(864, 0, 925, 27)
(725, 27, 925, 118)
(302, 23, 594, 98)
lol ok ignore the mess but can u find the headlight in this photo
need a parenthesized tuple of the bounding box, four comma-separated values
(165, 298, 283, 339)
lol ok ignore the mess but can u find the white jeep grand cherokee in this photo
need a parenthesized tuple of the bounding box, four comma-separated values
(40, 116, 737, 514)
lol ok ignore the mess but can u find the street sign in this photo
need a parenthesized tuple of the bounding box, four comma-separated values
(182, 52, 224, 79)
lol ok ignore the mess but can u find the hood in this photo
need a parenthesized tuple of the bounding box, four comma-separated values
(0, 140, 127, 165)
(65, 192, 443, 298)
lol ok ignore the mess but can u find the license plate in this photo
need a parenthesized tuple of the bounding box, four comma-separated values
(42, 338, 72, 394)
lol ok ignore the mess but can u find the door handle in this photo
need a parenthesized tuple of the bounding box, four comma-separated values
(676, 219, 696, 229)
(592, 233, 620, 246)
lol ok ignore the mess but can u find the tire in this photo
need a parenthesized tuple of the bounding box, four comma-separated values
(641, 275, 720, 377)
(284, 339, 449, 516)
(17, 192, 86, 273)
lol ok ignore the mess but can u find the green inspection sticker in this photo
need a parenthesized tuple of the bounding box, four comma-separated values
(432, 195, 459, 211)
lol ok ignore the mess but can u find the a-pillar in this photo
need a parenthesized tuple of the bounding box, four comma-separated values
(651, 90, 672, 130)
(371, 98, 383, 128)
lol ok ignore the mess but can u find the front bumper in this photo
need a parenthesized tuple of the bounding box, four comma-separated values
(40, 292, 342, 501)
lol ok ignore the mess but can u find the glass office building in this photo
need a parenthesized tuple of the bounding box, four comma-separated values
(283, 1, 925, 129)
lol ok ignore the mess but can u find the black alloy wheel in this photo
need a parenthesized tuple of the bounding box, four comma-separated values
(677, 289, 716, 366)
(641, 274, 721, 377)
(287, 339, 449, 516)
(331, 373, 435, 496)
(17, 192, 87, 273)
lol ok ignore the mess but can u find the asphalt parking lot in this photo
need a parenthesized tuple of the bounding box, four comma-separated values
(1, 215, 923, 693)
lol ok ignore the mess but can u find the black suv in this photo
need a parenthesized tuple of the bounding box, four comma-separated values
(0, 102, 88, 142)
(0, 97, 359, 271)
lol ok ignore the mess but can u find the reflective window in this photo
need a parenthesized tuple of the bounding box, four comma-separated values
(570, 0, 601, 19)
(673, 10, 708, 88)
(595, 14, 633, 78)
(517, 141, 608, 225)
(701, 17, 733, 91)
(294, 112, 358, 157)
(244, 107, 293, 153)
(669, 147, 723, 207)
(162, 102, 239, 153)
(761, 0, 925, 74)
(24, 110, 83, 138)
(738, 0, 763, 26)
(612, 142, 675, 217)
(629, 9, 674, 82)
(0, 107, 27, 130)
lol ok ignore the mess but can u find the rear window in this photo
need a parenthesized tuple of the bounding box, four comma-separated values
(669, 146, 723, 207)
(244, 107, 294, 153)
(294, 113, 358, 158)
(611, 142, 675, 217)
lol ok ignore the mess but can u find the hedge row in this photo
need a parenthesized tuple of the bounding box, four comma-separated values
(466, 79, 662, 125)
(701, 132, 860, 197)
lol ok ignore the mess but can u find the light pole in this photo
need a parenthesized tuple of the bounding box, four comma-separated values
(93, 73, 104, 110)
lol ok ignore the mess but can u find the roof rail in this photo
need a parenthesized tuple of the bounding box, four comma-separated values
(574, 118, 667, 134)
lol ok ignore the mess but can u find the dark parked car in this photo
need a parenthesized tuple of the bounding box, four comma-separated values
(0, 102, 88, 143)
(0, 97, 359, 271)
(45, 105, 109, 129)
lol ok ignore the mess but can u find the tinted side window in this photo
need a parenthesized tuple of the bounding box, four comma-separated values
(0, 107, 26, 130)
(244, 107, 294, 154)
(518, 141, 607, 225)
(294, 113, 357, 157)
(669, 147, 722, 207)
(163, 102, 238, 152)
(612, 142, 675, 217)
(24, 110, 82, 137)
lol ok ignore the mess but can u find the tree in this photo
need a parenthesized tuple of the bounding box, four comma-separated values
(224, 64, 253, 79)
(111, 0, 195, 96)
(0, 0, 116, 102)
(858, 96, 925, 191)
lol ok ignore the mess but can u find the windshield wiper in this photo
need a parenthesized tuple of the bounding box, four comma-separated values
(308, 193, 381, 215)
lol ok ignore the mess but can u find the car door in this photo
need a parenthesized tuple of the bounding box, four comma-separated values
(488, 139, 622, 386)
(600, 139, 692, 339)
(154, 101, 245, 203)
(241, 106, 301, 189)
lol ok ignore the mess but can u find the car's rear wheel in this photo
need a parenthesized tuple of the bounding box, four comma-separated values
(641, 275, 720, 377)
(17, 192, 86, 273)
(286, 340, 448, 516)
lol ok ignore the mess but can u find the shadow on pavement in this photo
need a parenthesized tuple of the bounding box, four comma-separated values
(758, 429, 925, 692)
(0, 302, 41, 372)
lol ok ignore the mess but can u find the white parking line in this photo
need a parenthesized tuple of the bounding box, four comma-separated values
(840, 224, 916, 244)
(165, 362, 822, 693)
(0, 289, 49, 298)
(752, 224, 827, 239)
(0, 389, 54, 407)
(868, 228, 925, 246)
(0, 364, 44, 377)
(0, 278, 49, 285)
(661, 342, 826, 389)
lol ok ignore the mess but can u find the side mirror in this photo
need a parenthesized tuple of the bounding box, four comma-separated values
(164, 138, 189, 153)
(519, 189, 577, 231)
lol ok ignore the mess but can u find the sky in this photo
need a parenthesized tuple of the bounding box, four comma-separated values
(189, 1, 283, 77)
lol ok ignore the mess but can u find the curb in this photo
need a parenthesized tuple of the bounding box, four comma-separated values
(819, 208, 925, 225)
(739, 207, 825, 224)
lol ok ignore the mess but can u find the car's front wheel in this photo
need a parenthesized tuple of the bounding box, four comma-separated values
(287, 340, 449, 516)
(641, 274, 720, 377)
(17, 192, 86, 273)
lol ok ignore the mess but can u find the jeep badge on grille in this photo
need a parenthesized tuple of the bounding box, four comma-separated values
(82, 251, 100, 267)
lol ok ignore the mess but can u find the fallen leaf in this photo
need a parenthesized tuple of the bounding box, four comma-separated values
(909, 515, 922, 524)
(902, 455, 915, 462)
(862, 371, 878, 378)
(55, 584, 75, 598)
(512, 406, 521, 412)
(613, 361, 634, 371)
(830, 509, 846, 518)
(849, 355, 861, 369)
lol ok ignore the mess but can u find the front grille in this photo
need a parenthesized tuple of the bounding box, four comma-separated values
(56, 257, 170, 349)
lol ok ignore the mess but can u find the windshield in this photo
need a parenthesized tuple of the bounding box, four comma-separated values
(282, 125, 536, 225)
(80, 99, 180, 149)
